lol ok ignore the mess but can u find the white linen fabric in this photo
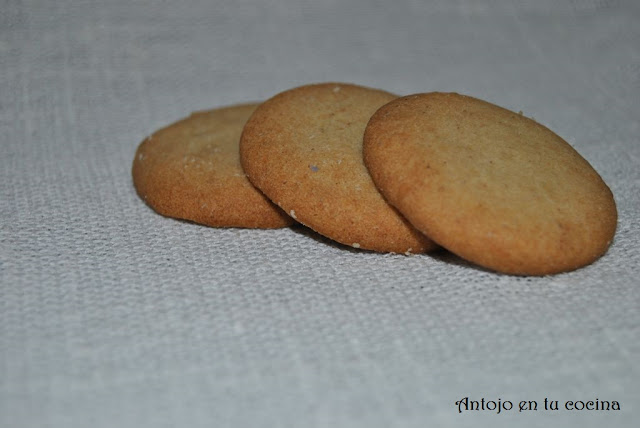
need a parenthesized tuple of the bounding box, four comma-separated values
(1, 0, 638, 427)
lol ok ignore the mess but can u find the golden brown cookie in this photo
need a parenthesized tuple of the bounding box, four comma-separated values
(239, 83, 437, 253)
(364, 92, 617, 275)
(132, 103, 293, 228)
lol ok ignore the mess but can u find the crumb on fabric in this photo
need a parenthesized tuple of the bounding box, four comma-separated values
(333, 86, 341, 93)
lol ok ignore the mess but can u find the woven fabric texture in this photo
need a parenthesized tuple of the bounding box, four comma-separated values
(1, 1, 638, 427)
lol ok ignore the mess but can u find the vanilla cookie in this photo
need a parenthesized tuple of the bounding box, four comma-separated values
(239, 83, 436, 253)
(132, 104, 293, 228)
(364, 92, 617, 275)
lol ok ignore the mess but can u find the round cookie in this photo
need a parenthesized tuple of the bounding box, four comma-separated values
(239, 83, 437, 253)
(132, 103, 293, 228)
(364, 92, 617, 275)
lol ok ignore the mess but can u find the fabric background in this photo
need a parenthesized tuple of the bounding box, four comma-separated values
(1, 0, 638, 427)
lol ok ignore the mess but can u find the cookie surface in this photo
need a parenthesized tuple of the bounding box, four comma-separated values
(364, 93, 617, 275)
(132, 104, 292, 228)
(240, 83, 436, 253)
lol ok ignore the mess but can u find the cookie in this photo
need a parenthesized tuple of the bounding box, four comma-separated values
(239, 83, 437, 253)
(132, 103, 293, 228)
(363, 92, 617, 275)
